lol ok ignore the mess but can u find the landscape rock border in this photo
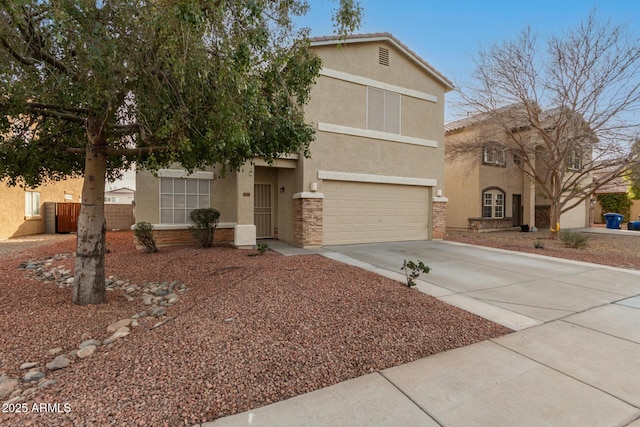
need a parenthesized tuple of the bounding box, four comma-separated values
(2, 254, 189, 404)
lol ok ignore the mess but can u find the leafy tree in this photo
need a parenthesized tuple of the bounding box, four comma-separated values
(0, 0, 362, 304)
(449, 12, 640, 238)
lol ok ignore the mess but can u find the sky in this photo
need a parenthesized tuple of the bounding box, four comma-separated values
(295, 0, 640, 120)
(115, 1, 640, 190)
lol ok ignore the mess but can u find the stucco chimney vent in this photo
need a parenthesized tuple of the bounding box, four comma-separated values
(378, 47, 389, 66)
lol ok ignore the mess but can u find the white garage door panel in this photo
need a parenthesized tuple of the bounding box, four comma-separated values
(561, 198, 587, 229)
(323, 181, 429, 245)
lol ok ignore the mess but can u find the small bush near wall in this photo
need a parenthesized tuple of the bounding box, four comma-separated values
(133, 222, 158, 253)
(189, 208, 220, 248)
(597, 194, 631, 221)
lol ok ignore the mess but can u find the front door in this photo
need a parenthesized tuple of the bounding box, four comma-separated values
(512, 194, 522, 226)
(254, 183, 273, 238)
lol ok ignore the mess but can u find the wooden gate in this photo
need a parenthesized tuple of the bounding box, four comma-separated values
(56, 203, 81, 233)
(254, 183, 273, 238)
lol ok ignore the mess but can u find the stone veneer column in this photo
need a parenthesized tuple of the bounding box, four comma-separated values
(432, 196, 448, 239)
(293, 192, 324, 247)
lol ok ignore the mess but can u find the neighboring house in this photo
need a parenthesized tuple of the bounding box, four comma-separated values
(592, 171, 640, 223)
(105, 187, 135, 205)
(135, 33, 453, 248)
(0, 179, 83, 239)
(445, 108, 591, 231)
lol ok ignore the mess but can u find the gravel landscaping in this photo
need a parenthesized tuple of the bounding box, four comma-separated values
(446, 227, 640, 270)
(0, 232, 510, 426)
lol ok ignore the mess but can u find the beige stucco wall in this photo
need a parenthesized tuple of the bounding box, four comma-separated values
(0, 177, 83, 238)
(305, 41, 447, 197)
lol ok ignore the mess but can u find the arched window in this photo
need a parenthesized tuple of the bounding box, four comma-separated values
(567, 147, 582, 171)
(482, 187, 505, 218)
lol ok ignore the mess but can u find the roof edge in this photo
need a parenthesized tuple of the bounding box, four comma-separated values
(310, 33, 454, 91)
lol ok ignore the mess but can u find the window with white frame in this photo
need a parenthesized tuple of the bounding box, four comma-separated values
(367, 87, 401, 134)
(482, 188, 505, 218)
(25, 191, 41, 217)
(160, 177, 210, 224)
(567, 147, 582, 171)
(482, 146, 506, 167)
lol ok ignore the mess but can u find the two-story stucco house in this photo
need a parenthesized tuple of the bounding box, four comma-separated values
(445, 108, 592, 232)
(135, 33, 453, 248)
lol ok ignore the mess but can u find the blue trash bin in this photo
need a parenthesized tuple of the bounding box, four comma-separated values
(628, 221, 640, 231)
(604, 213, 624, 229)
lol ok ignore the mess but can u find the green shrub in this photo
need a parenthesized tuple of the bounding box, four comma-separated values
(597, 193, 631, 222)
(560, 231, 589, 249)
(189, 208, 220, 248)
(534, 239, 545, 249)
(133, 222, 158, 253)
(257, 242, 269, 255)
(401, 260, 430, 287)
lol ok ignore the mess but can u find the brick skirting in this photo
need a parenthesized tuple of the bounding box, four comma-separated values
(134, 226, 235, 249)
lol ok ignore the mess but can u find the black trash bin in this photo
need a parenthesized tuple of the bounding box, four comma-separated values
(604, 213, 624, 229)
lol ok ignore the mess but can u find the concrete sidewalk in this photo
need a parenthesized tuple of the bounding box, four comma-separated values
(200, 240, 640, 426)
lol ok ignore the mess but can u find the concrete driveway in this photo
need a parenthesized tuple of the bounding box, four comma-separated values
(323, 240, 640, 330)
(203, 240, 640, 427)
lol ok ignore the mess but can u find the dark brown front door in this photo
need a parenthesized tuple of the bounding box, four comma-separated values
(512, 194, 522, 226)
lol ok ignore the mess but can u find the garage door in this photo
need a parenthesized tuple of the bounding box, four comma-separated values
(560, 198, 588, 229)
(323, 181, 430, 245)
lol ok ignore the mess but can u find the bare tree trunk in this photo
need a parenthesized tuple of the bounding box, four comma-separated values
(72, 143, 107, 305)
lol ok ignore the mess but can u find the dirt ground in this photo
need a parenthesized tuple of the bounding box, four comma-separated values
(445, 227, 640, 270)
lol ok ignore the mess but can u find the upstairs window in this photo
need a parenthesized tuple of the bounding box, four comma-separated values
(482, 147, 506, 167)
(567, 147, 582, 171)
(160, 177, 210, 224)
(367, 87, 401, 134)
(482, 188, 505, 219)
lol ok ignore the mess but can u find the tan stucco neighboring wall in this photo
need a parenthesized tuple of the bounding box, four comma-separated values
(0, 177, 83, 238)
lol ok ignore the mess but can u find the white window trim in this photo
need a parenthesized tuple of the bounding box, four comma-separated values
(319, 68, 438, 103)
(318, 170, 437, 187)
(317, 123, 437, 148)
(567, 148, 582, 171)
(24, 191, 41, 218)
(482, 189, 505, 219)
(159, 176, 212, 225)
(157, 169, 214, 179)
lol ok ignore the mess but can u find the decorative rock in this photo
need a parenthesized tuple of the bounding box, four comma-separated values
(38, 379, 57, 390)
(23, 371, 45, 382)
(79, 339, 100, 349)
(124, 294, 135, 302)
(3, 396, 24, 405)
(19, 362, 39, 370)
(67, 350, 78, 359)
(131, 320, 138, 328)
(48, 347, 63, 355)
(109, 327, 131, 340)
(22, 387, 37, 396)
(65, 277, 74, 284)
(142, 295, 153, 306)
(150, 307, 167, 317)
(0, 376, 19, 399)
(107, 319, 131, 334)
(46, 355, 70, 371)
(77, 345, 97, 359)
